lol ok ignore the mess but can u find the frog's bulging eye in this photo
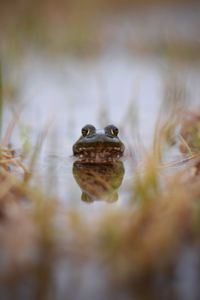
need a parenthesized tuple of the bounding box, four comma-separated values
(104, 125, 119, 137)
(110, 127, 119, 136)
(82, 128, 89, 137)
(81, 124, 96, 137)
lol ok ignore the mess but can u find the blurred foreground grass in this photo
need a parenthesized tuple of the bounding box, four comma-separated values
(0, 109, 200, 299)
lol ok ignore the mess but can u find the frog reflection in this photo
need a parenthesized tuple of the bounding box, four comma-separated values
(72, 124, 125, 203)
(73, 161, 125, 203)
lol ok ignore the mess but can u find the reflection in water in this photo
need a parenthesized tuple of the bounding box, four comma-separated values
(72, 161, 125, 203)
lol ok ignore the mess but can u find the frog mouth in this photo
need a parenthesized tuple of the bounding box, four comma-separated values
(74, 146, 124, 163)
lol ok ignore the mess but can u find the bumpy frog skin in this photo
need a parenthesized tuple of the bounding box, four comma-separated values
(73, 124, 125, 163)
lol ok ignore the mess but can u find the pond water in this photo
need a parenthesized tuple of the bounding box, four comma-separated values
(3, 53, 199, 210)
(2, 6, 200, 211)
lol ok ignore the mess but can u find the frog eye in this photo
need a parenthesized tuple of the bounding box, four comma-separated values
(81, 124, 96, 137)
(104, 125, 119, 137)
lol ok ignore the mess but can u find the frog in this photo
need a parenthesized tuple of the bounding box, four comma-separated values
(72, 124, 125, 163)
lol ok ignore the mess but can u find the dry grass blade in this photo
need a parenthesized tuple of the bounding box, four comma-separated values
(2, 108, 22, 147)
(0, 146, 29, 176)
(25, 121, 52, 182)
(0, 60, 3, 141)
(178, 134, 194, 156)
(160, 152, 200, 169)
